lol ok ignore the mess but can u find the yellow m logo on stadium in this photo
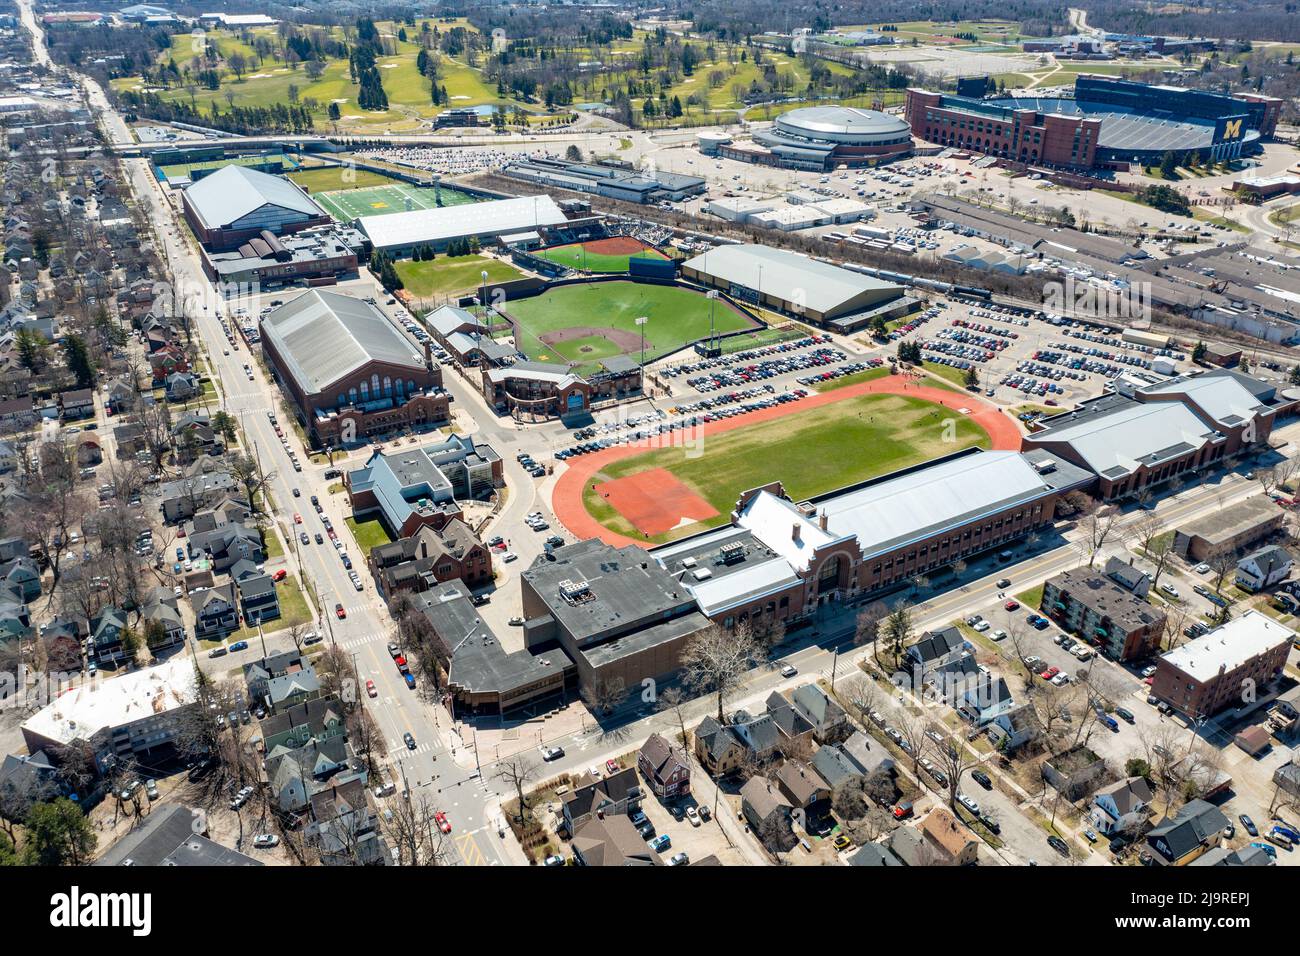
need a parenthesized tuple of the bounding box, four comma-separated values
(1223, 119, 1243, 140)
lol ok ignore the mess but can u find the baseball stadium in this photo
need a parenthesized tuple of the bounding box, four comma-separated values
(500, 279, 758, 376)
(532, 236, 672, 274)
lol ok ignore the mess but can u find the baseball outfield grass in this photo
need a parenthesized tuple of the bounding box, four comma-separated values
(582, 392, 991, 543)
(394, 255, 525, 299)
(533, 242, 670, 274)
(504, 280, 756, 372)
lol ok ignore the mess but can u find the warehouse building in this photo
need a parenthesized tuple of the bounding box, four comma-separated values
(259, 290, 449, 447)
(199, 226, 363, 287)
(1173, 495, 1285, 562)
(498, 158, 705, 204)
(182, 165, 332, 251)
(681, 243, 913, 332)
(355, 195, 568, 256)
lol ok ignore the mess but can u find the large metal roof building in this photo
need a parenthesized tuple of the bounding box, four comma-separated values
(181, 165, 330, 250)
(355, 194, 567, 254)
(681, 243, 905, 324)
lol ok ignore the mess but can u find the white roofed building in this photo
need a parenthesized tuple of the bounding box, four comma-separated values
(1151, 610, 1295, 718)
(21, 659, 200, 775)
(182, 165, 331, 251)
(356, 195, 567, 255)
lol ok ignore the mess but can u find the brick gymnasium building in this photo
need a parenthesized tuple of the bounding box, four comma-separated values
(181, 165, 333, 251)
(906, 75, 1281, 169)
(1023, 369, 1293, 500)
(259, 290, 449, 447)
(653, 449, 1091, 632)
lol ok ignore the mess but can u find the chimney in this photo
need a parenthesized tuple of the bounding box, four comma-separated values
(819, 510, 828, 532)
(423, 340, 433, 372)
(420, 540, 427, 559)
(792, 523, 801, 543)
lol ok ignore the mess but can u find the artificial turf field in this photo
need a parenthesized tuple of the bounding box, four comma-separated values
(314, 182, 481, 222)
(582, 392, 991, 543)
(503, 280, 756, 373)
(287, 166, 400, 192)
(533, 238, 670, 273)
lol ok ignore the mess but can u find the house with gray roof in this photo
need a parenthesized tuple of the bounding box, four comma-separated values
(1236, 544, 1292, 592)
(1145, 799, 1229, 865)
(791, 683, 849, 742)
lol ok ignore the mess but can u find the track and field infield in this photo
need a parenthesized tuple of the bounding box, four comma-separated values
(552, 374, 1023, 547)
(503, 280, 757, 374)
(313, 181, 481, 222)
(533, 236, 670, 273)
(594, 468, 720, 536)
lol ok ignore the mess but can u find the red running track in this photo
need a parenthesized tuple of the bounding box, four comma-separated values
(550, 372, 1025, 549)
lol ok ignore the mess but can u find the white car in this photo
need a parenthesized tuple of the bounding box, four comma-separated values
(502, 552, 518, 563)
(991, 629, 1007, 641)
(1050, 672, 1070, 686)
(1159, 583, 1180, 598)
(958, 794, 980, 815)
(252, 834, 279, 849)
(1194, 563, 1211, 574)
(685, 806, 701, 827)
(1072, 646, 1094, 661)
(780, 664, 797, 677)
(972, 620, 991, 632)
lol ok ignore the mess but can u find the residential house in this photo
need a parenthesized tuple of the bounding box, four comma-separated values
(775, 759, 831, 812)
(105, 377, 136, 415)
(0, 556, 40, 602)
(112, 422, 147, 461)
(265, 737, 366, 813)
(637, 733, 690, 800)
(1090, 776, 1154, 837)
(188, 520, 263, 574)
(572, 813, 659, 866)
(694, 715, 745, 777)
(191, 583, 237, 639)
(847, 843, 904, 866)
(0, 751, 59, 820)
(264, 667, 322, 715)
(987, 703, 1042, 753)
(839, 730, 896, 778)
(308, 777, 386, 866)
(729, 708, 784, 763)
(958, 673, 1017, 726)
(259, 697, 345, 753)
(1236, 545, 1292, 592)
(1105, 556, 1151, 597)
(165, 372, 199, 402)
(905, 626, 967, 681)
(58, 388, 94, 420)
(790, 683, 850, 743)
(368, 518, 493, 599)
(237, 573, 280, 627)
(739, 776, 795, 850)
(149, 343, 189, 383)
(886, 826, 936, 866)
(0, 395, 35, 429)
(243, 651, 315, 711)
(0, 587, 32, 642)
(919, 806, 979, 865)
(140, 589, 185, 653)
(763, 692, 814, 749)
(561, 766, 642, 834)
(88, 606, 130, 667)
(1145, 799, 1230, 866)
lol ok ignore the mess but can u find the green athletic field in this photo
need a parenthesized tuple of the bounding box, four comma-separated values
(158, 153, 293, 182)
(533, 241, 670, 274)
(287, 166, 399, 193)
(504, 281, 756, 373)
(394, 255, 525, 299)
(314, 182, 481, 222)
(583, 392, 991, 543)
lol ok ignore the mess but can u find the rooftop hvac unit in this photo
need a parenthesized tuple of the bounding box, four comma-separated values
(1032, 460, 1057, 474)
(720, 541, 746, 564)
(692, 568, 713, 581)
(558, 579, 591, 601)
(681, 557, 697, 568)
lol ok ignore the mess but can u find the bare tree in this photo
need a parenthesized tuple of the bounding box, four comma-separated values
(581, 676, 628, 717)
(382, 793, 451, 866)
(495, 754, 541, 822)
(681, 622, 761, 722)
(655, 686, 690, 749)
(1079, 504, 1122, 568)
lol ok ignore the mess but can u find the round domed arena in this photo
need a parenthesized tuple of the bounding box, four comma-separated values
(749, 106, 914, 168)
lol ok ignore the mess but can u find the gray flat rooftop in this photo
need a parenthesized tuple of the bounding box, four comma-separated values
(1177, 494, 1281, 545)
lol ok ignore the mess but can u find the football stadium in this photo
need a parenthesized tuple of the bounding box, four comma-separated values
(906, 75, 1281, 168)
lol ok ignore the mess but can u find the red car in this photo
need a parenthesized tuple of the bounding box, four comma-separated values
(892, 803, 913, 821)
(366, 679, 377, 698)
(271, 569, 287, 582)
(605, 759, 618, 774)
(335, 603, 346, 619)
(1039, 666, 1060, 680)
(434, 811, 451, 834)
(395, 654, 407, 668)
(293, 513, 302, 524)
(1004, 599, 1020, 611)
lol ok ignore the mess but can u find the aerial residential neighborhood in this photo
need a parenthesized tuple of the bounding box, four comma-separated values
(0, 0, 1298, 932)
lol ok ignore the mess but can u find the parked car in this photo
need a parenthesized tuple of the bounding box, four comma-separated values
(541, 745, 564, 761)
(252, 834, 279, 849)
(648, 834, 671, 852)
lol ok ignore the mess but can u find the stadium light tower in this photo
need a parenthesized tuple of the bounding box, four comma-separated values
(636, 315, 648, 372)
(480, 269, 489, 313)
(707, 289, 719, 354)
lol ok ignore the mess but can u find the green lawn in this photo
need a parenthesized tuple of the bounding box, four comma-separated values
(288, 166, 399, 192)
(394, 255, 524, 298)
(346, 516, 393, 555)
(314, 181, 479, 222)
(922, 361, 973, 390)
(505, 281, 756, 373)
(229, 575, 313, 641)
(584, 392, 990, 543)
(814, 365, 891, 392)
(533, 241, 669, 274)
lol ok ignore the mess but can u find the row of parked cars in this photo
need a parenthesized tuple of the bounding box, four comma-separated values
(796, 359, 883, 387)
(934, 326, 1012, 354)
(659, 335, 831, 381)
(685, 347, 847, 392)
(999, 372, 1066, 397)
